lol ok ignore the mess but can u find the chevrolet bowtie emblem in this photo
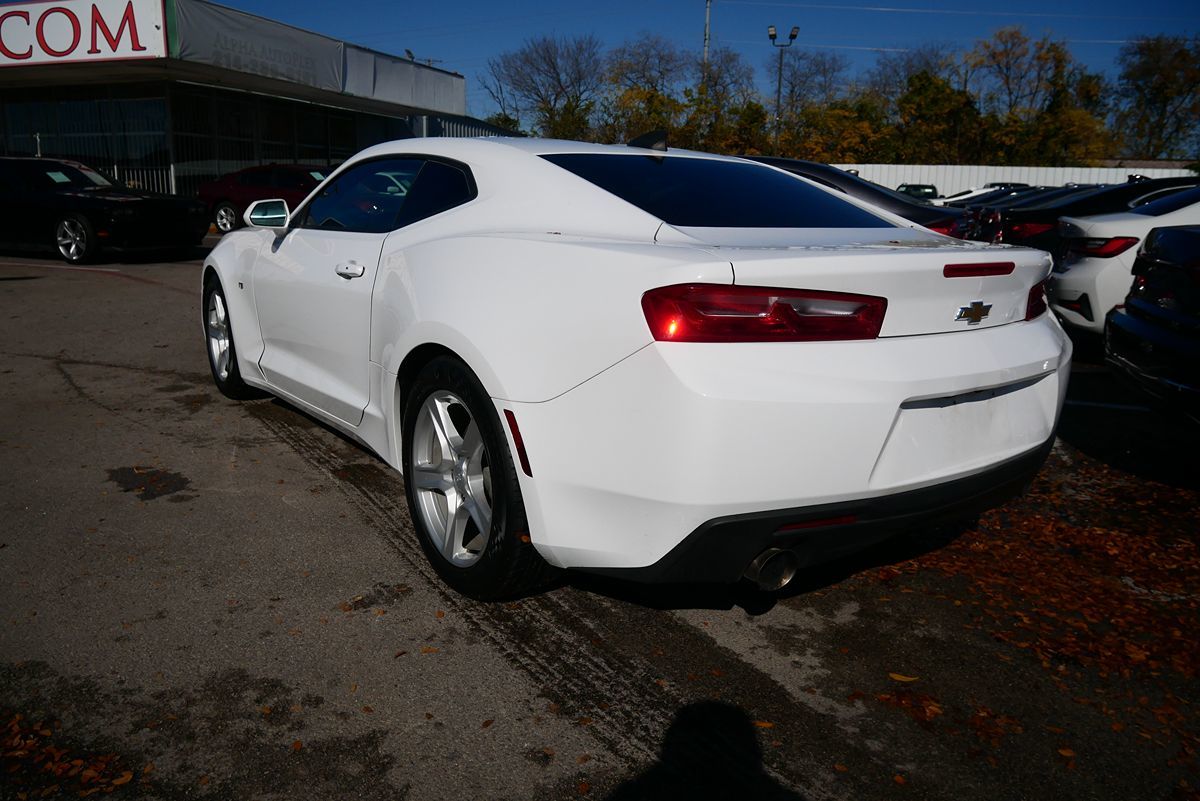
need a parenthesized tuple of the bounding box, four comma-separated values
(956, 300, 992, 325)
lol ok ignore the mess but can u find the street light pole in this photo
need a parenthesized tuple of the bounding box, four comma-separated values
(768, 24, 799, 154)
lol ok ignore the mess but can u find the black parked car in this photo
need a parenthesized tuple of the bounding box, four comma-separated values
(0, 157, 210, 263)
(1105, 226, 1200, 419)
(995, 176, 1200, 257)
(970, 185, 1105, 243)
(748, 157, 965, 235)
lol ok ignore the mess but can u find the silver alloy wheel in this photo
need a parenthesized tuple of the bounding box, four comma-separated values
(55, 218, 87, 262)
(206, 291, 232, 382)
(215, 205, 237, 233)
(410, 391, 493, 567)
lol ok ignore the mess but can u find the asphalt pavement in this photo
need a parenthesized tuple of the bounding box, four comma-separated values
(1, 243, 1197, 800)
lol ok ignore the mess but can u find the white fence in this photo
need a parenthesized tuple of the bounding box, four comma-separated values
(833, 164, 1195, 196)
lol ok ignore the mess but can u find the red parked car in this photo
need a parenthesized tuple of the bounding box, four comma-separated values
(197, 164, 328, 233)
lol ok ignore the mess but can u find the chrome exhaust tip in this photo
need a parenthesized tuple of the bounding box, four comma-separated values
(743, 548, 800, 592)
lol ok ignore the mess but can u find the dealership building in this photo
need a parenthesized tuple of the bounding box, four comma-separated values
(0, 0, 503, 196)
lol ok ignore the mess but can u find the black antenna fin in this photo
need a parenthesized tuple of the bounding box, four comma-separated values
(627, 130, 668, 151)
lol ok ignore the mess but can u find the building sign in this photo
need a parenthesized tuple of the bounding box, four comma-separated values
(0, 0, 166, 66)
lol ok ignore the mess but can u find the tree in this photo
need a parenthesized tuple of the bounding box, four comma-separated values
(1114, 36, 1200, 160)
(480, 35, 605, 139)
(863, 43, 956, 116)
(596, 35, 689, 144)
(884, 72, 986, 163)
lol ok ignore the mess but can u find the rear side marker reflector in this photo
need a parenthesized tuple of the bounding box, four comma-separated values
(943, 262, 1015, 278)
(503, 410, 533, 477)
(777, 515, 858, 532)
(642, 284, 887, 342)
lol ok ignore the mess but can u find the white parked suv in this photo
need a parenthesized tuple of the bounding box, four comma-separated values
(1049, 187, 1200, 334)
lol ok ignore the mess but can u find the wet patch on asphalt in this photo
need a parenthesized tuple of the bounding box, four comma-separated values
(106, 467, 191, 501)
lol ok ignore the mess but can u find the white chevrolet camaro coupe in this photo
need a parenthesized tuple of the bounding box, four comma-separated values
(202, 137, 1072, 599)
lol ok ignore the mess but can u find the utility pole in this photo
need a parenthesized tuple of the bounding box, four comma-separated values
(768, 25, 798, 154)
(703, 0, 711, 69)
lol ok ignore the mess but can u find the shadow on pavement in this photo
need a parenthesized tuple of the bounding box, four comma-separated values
(1058, 363, 1200, 491)
(604, 701, 807, 801)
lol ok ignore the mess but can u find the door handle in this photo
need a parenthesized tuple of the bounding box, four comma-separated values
(335, 261, 365, 279)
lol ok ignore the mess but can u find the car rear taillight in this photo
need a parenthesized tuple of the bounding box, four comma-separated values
(1066, 237, 1140, 258)
(641, 284, 887, 342)
(925, 218, 957, 236)
(1025, 280, 1048, 320)
(1005, 221, 1055, 240)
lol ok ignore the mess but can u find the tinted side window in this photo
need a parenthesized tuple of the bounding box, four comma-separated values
(300, 158, 423, 233)
(543, 154, 893, 228)
(275, 170, 317, 191)
(239, 169, 272, 187)
(396, 160, 476, 227)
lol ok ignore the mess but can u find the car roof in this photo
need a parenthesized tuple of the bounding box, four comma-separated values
(351, 136, 741, 166)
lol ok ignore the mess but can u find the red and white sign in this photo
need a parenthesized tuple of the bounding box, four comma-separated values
(0, 0, 166, 66)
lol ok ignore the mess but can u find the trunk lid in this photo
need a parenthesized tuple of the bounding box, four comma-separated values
(671, 230, 1051, 337)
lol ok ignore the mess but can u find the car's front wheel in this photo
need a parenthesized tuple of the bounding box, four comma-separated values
(55, 215, 96, 264)
(214, 202, 240, 234)
(402, 356, 554, 600)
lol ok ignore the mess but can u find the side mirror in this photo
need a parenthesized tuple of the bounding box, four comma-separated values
(245, 198, 290, 231)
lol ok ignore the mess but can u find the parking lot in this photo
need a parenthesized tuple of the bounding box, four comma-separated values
(1, 246, 1198, 800)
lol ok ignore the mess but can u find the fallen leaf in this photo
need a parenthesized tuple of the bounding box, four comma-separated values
(198, 775, 210, 786)
(834, 763, 849, 773)
(481, 719, 494, 729)
(577, 754, 591, 764)
(420, 646, 440, 654)
(1058, 748, 1076, 757)
(893, 774, 907, 785)
(889, 673, 920, 683)
(435, 610, 445, 619)
(111, 771, 133, 786)
(753, 720, 775, 729)
(291, 740, 302, 752)
(361, 706, 374, 714)
(577, 780, 591, 795)
(260, 706, 272, 716)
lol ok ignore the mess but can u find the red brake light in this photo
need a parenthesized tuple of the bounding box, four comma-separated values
(642, 284, 887, 343)
(943, 261, 1015, 278)
(1025, 280, 1047, 321)
(1067, 236, 1140, 258)
(1005, 221, 1054, 239)
(925, 218, 956, 236)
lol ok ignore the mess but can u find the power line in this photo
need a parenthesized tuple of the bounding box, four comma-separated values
(722, 1, 1200, 23)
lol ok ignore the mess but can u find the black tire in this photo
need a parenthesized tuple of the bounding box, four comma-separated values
(55, 214, 97, 264)
(402, 356, 555, 600)
(202, 275, 263, 400)
(214, 201, 240, 234)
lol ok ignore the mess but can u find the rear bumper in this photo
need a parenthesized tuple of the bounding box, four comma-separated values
(586, 435, 1054, 584)
(503, 315, 1072, 574)
(1048, 254, 1135, 334)
(1105, 307, 1200, 413)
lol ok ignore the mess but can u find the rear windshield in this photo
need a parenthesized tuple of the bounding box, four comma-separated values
(1132, 186, 1200, 216)
(542, 154, 894, 229)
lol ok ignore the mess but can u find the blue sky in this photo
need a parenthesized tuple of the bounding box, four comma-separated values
(220, 0, 1200, 117)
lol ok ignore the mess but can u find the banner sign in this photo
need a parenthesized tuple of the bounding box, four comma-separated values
(0, 0, 166, 66)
